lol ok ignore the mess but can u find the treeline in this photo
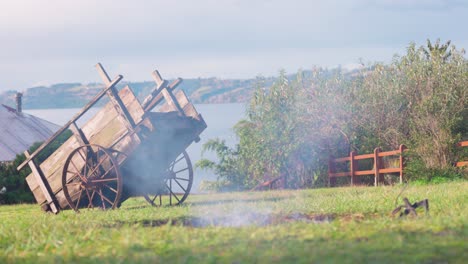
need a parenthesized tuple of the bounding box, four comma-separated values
(197, 40, 468, 191)
(0, 76, 275, 109)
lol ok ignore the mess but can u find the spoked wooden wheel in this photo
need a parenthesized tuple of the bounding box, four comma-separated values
(144, 151, 193, 206)
(62, 144, 122, 212)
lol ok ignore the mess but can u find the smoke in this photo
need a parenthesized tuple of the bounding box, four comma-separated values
(187, 194, 334, 228)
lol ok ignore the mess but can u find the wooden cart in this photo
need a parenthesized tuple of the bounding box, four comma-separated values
(17, 63, 207, 213)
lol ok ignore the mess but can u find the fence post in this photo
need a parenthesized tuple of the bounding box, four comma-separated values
(374, 147, 381, 186)
(350, 151, 357, 186)
(399, 144, 407, 184)
(328, 155, 336, 187)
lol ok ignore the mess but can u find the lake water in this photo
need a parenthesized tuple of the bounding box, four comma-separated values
(24, 103, 246, 193)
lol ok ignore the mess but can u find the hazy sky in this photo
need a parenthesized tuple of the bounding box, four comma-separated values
(0, 0, 466, 91)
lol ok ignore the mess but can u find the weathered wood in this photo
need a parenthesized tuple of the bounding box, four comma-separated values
(378, 150, 400, 157)
(70, 122, 90, 146)
(350, 151, 356, 186)
(354, 153, 374, 160)
(95, 63, 136, 130)
(23, 64, 208, 212)
(144, 78, 182, 112)
(25, 86, 144, 207)
(17, 74, 123, 171)
(374, 147, 381, 186)
(454, 141, 467, 168)
(141, 70, 168, 109)
(399, 144, 406, 183)
(329, 172, 351, 177)
(379, 168, 401, 174)
(25, 151, 59, 213)
(328, 145, 406, 187)
(161, 88, 184, 114)
(152, 70, 165, 87)
(354, 170, 375, 176)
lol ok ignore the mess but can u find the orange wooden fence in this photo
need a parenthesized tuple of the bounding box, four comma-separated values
(455, 141, 468, 167)
(328, 145, 407, 187)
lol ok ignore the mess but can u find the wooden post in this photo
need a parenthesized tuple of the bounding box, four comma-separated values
(373, 148, 381, 186)
(161, 88, 185, 115)
(350, 151, 356, 186)
(25, 151, 59, 214)
(95, 63, 136, 131)
(69, 122, 90, 146)
(141, 70, 168, 108)
(144, 78, 183, 112)
(399, 144, 407, 184)
(328, 156, 336, 187)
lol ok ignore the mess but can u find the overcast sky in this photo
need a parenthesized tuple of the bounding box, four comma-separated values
(0, 0, 466, 91)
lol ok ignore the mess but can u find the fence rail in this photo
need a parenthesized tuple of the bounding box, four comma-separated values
(455, 141, 468, 167)
(328, 145, 406, 187)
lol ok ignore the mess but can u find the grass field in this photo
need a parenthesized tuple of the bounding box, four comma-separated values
(0, 181, 467, 263)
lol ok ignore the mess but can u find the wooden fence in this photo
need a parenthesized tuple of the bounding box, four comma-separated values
(328, 145, 406, 187)
(455, 141, 468, 167)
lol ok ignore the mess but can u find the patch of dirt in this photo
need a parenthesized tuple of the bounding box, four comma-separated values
(103, 212, 337, 228)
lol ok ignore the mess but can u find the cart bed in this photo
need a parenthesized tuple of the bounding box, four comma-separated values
(26, 86, 144, 208)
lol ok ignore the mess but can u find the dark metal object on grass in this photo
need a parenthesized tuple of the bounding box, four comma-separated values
(392, 197, 429, 217)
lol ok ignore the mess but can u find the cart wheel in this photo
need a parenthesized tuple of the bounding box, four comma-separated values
(144, 151, 193, 206)
(62, 144, 123, 212)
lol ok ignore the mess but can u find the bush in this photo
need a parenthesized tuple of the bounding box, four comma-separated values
(0, 130, 72, 204)
(198, 39, 467, 190)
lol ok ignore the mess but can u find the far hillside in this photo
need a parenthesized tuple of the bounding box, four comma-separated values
(0, 76, 278, 109)
(0, 69, 352, 109)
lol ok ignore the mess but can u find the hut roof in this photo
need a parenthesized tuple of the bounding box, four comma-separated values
(0, 104, 59, 162)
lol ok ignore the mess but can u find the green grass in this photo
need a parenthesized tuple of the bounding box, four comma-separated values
(1, 182, 467, 263)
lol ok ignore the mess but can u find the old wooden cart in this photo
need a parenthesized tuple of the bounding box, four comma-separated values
(17, 63, 207, 213)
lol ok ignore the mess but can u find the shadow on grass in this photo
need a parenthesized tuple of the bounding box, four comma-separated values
(102, 212, 335, 228)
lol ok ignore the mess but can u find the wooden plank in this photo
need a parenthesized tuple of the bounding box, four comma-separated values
(96, 63, 136, 130)
(141, 70, 168, 109)
(455, 161, 468, 167)
(330, 172, 351, 177)
(152, 70, 164, 87)
(25, 86, 144, 206)
(26, 136, 81, 204)
(350, 151, 356, 186)
(144, 78, 182, 112)
(159, 90, 191, 113)
(53, 131, 142, 209)
(17, 74, 123, 171)
(25, 151, 59, 213)
(457, 141, 468, 147)
(355, 153, 374, 160)
(70, 122, 89, 146)
(378, 150, 400, 157)
(379, 168, 401, 174)
(374, 147, 381, 186)
(355, 170, 375, 176)
(399, 144, 407, 184)
(161, 88, 184, 114)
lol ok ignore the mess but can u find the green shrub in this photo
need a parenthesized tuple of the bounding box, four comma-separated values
(0, 130, 72, 204)
(199, 39, 467, 190)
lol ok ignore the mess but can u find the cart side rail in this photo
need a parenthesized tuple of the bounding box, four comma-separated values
(17, 74, 124, 171)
